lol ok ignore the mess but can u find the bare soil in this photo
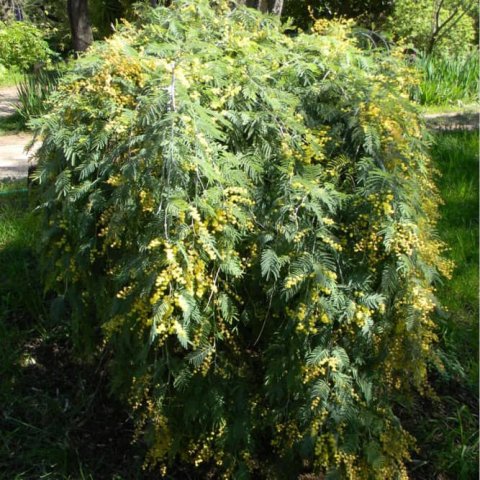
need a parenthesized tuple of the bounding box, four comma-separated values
(0, 87, 38, 180)
(423, 110, 479, 131)
(0, 86, 19, 118)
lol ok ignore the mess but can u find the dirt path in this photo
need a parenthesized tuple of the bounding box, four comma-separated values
(0, 87, 39, 181)
(0, 86, 19, 118)
(423, 110, 479, 131)
(0, 133, 38, 180)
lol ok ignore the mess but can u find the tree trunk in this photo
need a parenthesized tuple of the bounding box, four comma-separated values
(240, 0, 284, 15)
(67, 0, 93, 52)
(269, 0, 284, 15)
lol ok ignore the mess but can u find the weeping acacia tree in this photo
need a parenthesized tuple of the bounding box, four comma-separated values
(33, 1, 452, 478)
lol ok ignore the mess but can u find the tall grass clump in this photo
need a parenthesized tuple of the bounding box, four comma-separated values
(16, 66, 64, 126)
(33, 2, 453, 478)
(412, 52, 479, 106)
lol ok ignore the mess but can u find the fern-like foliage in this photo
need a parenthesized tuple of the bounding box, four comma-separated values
(33, 2, 453, 479)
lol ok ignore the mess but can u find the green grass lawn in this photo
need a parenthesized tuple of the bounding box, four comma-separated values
(0, 131, 478, 479)
(432, 131, 479, 478)
(435, 131, 478, 389)
(421, 103, 480, 115)
(408, 131, 479, 480)
(0, 67, 23, 88)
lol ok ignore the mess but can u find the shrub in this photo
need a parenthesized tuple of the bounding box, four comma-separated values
(33, 1, 452, 478)
(0, 21, 53, 72)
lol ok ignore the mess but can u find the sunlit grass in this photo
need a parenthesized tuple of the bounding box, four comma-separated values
(0, 66, 23, 87)
(435, 131, 478, 330)
(421, 103, 480, 115)
(408, 131, 479, 480)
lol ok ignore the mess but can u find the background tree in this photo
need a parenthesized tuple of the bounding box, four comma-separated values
(386, 0, 477, 54)
(0, 0, 25, 20)
(238, 0, 284, 15)
(426, 0, 477, 53)
(67, 0, 93, 51)
(282, 0, 395, 30)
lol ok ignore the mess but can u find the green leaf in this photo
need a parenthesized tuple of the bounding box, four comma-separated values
(261, 248, 281, 281)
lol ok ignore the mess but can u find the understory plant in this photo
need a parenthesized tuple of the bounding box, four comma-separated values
(411, 51, 479, 106)
(0, 21, 53, 72)
(17, 65, 65, 126)
(33, 2, 452, 478)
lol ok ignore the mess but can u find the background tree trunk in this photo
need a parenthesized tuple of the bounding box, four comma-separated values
(270, 0, 284, 15)
(67, 0, 93, 52)
(240, 0, 284, 15)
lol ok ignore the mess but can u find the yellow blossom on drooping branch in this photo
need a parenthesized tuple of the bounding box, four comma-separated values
(36, 2, 452, 478)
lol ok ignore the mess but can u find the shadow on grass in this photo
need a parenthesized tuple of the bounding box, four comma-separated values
(0, 318, 146, 479)
(0, 111, 26, 135)
(0, 184, 158, 480)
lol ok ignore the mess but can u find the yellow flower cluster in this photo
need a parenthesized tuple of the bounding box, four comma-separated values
(66, 47, 146, 110)
(187, 422, 226, 468)
(210, 85, 242, 110)
(312, 424, 412, 480)
(321, 234, 343, 252)
(288, 303, 319, 335)
(314, 433, 337, 470)
(289, 286, 335, 335)
(301, 129, 329, 164)
(302, 356, 338, 384)
(284, 273, 305, 289)
(369, 191, 395, 216)
(352, 304, 372, 327)
(150, 240, 213, 306)
(144, 401, 171, 472)
(389, 222, 418, 257)
(189, 206, 217, 260)
(106, 174, 121, 187)
(139, 190, 155, 213)
(271, 420, 302, 450)
(312, 17, 354, 39)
